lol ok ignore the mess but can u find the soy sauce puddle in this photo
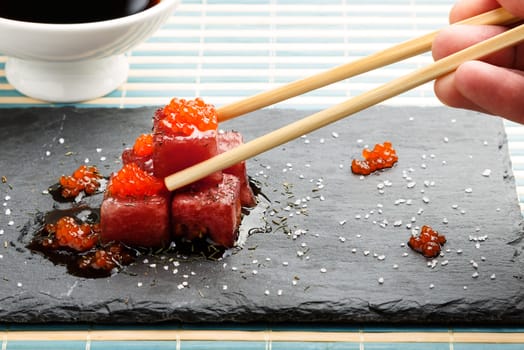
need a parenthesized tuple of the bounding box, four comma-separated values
(25, 179, 270, 279)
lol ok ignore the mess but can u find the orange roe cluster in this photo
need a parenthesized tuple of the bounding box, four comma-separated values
(351, 141, 398, 175)
(158, 97, 218, 136)
(59, 165, 102, 198)
(132, 133, 154, 157)
(78, 243, 134, 271)
(408, 225, 447, 258)
(44, 216, 99, 252)
(107, 163, 165, 198)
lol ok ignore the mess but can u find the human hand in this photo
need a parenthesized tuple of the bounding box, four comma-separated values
(432, 0, 524, 123)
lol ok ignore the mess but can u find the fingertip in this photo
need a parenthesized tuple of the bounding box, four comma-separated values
(434, 70, 484, 112)
(434, 73, 460, 108)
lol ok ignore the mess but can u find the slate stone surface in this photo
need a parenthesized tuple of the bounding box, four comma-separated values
(0, 106, 522, 325)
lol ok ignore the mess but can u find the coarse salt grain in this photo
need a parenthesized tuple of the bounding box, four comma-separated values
(378, 277, 384, 284)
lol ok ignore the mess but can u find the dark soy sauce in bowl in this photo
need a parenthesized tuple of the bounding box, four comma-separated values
(0, 0, 161, 24)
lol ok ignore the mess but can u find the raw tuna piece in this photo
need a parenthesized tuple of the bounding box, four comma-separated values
(152, 98, 222, 185)
(121, 148, 153, 174)
(218, 131, 257, 207)
(100, 163, 170, 248)
(171, 174, 241, 248)
(100, 195, 170, 248)
(152, 129, 222, 185)
(122, 133, 154, 173)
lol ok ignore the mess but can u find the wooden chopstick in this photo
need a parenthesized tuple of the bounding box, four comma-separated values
(216, 7, 518, 122)
(165, 22, 524, 191)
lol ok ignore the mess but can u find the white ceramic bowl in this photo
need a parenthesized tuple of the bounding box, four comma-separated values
(0, 0, 179, 103)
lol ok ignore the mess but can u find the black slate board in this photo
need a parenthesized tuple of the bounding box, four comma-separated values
(0, 106, 523, 325)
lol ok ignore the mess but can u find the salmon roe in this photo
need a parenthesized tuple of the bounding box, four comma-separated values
(59, 165, 102, 198)
(107, 163, 165, 198)
(351, 141, 398, 175)
(44, 216, 99, 252)
(158, 97, 218, 136)
(408, 225, 447, 258)
(132, 133, 154, 157)
(78, 243, 134, 271)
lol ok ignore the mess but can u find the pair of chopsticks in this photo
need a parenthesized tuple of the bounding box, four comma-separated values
(165, 8, 522, 191)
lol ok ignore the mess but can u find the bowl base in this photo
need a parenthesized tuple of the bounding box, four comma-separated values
(6, 55, 129, 103)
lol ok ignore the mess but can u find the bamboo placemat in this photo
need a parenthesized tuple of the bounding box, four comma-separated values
(0, 0, 523, 347)
(2, 325, 524, 348)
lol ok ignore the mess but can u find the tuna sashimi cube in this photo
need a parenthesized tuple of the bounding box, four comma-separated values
(152, 129, 222, 185)
(100, 194, 170, 248)
(171, 174, 241, 248)
(121, 148, 153, 174)
(100, 163, 170, 248)
(218, 131, 257, 207)
(122, 133, 155, 174)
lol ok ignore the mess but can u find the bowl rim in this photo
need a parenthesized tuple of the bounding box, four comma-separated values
(0, 0, 179, 30)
